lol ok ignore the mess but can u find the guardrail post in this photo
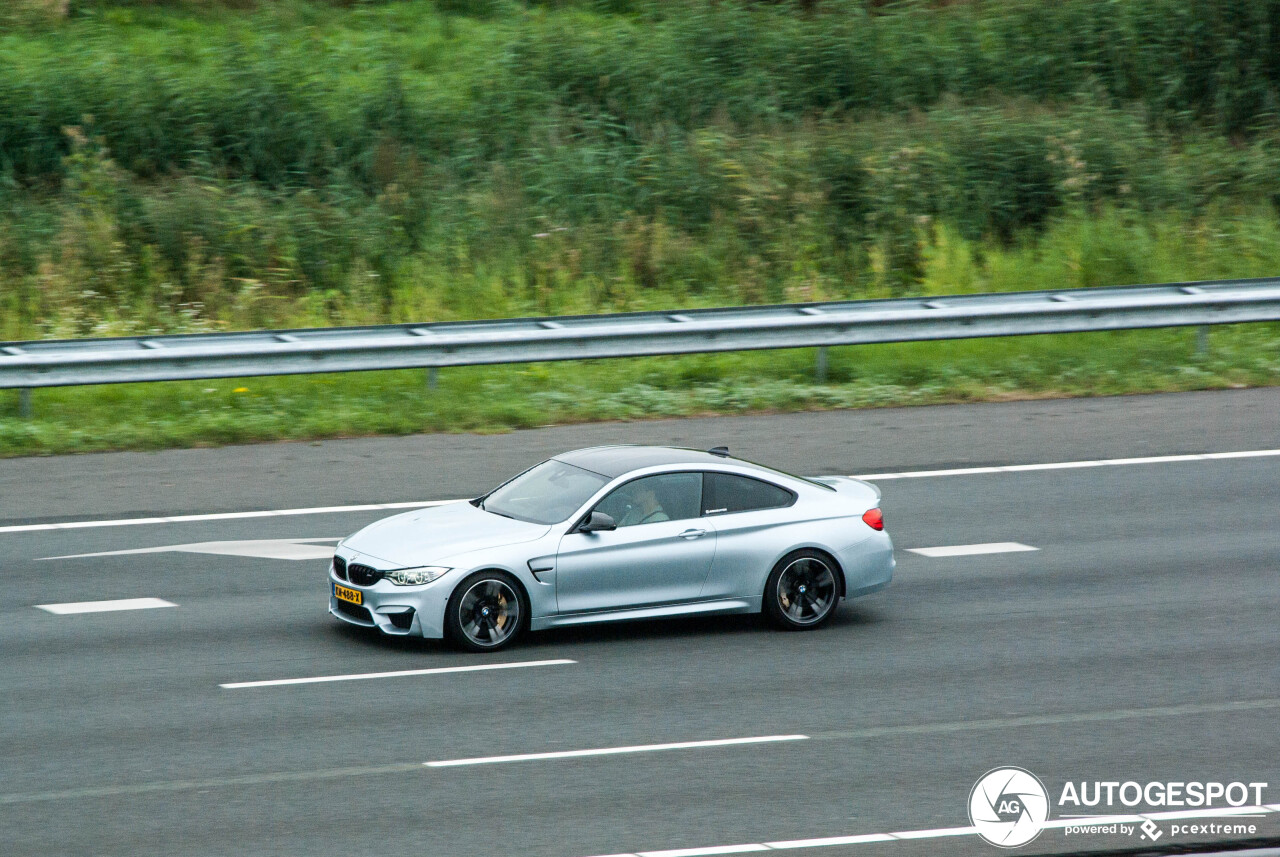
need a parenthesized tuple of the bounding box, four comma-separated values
(18, 389, 32, 418)
(426, 368, 439, 391)
(1196, 325, 1210, 356)
(815, 347, 829, 383)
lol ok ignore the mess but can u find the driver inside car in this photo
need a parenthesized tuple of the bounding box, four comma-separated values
(618, 483, 670, 526)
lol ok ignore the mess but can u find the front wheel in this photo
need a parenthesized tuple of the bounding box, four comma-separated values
(445, 571, 529, 652)
(764, 550, 840, 630)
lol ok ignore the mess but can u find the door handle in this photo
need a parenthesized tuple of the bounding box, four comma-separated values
(678, 528, 708, 539)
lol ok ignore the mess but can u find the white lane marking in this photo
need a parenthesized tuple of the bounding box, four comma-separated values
(0, 500, 454, 535)
(640, 846, 770, 857)
(425, 735, 808, 768)
(854, 448, 1280, 480)
(220, 658, 575, 689)
(4, 448, 1278, 536)
(589, 806, 1280, 856)
(887, 826, 976, 839)
(907, 542, 1038, 558)
(39, 538, 341, 562)
(764, 834, 895, 849)
(36, 597, 176, 615)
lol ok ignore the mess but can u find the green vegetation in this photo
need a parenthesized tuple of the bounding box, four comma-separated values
(1, 0, 1279, 455)
(4, 208, 1279, 456)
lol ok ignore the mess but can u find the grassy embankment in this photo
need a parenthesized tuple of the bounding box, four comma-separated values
(1, 0, 1279, 455)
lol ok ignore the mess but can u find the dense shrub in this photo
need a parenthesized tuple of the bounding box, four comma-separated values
(3, 0, 1280, 335)
(6, 0, 1280, 186)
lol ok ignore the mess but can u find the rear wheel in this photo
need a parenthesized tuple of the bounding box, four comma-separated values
(764, 550, 840, 630)
(445, 571, 528, 652)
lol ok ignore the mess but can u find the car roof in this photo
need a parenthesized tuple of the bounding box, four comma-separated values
(552, 445, 779, 480)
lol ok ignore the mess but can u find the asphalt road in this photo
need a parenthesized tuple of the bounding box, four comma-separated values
(2, 389, 1278, 857)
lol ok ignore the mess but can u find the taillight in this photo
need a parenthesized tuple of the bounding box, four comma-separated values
(862, 507, 884, 531)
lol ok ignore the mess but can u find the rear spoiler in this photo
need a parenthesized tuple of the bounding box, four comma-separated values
(811, 475, 882, 502)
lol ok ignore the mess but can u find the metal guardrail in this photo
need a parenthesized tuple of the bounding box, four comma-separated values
(3, 278, 1280, 392)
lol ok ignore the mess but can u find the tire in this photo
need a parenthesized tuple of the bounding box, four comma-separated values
(444, 570, 529, 652)
(763, 549, 841, 631)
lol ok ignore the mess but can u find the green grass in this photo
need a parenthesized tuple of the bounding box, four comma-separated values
(4, 208, 1278, 457)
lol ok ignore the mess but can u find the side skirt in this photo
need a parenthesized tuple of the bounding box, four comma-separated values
(531, 597, 761, 631)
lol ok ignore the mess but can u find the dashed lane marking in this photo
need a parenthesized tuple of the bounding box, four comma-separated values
(906, 542, 1038, 558)
(36, 597, 176, 615)
(220, 658, 576, 689)
(39, 538, 341, 562)
(425, 735, 808, 768)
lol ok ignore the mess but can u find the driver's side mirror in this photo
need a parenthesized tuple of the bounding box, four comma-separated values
(578, 511, 616, 533)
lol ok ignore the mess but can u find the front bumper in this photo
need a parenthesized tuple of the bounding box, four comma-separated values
(329, 569, 452, 639)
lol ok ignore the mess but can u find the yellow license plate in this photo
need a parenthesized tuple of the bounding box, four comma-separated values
(334, 583, 362, 605)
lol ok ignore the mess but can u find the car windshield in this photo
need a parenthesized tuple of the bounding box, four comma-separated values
(480, 459, 609, 525)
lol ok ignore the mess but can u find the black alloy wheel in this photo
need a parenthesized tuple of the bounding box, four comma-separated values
(764, 550, 840, 630)
(445, 571, 528, 652)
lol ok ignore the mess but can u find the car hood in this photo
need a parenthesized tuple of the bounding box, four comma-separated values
(341, 501, 551, 567)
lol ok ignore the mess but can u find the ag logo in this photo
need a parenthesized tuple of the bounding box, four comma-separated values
(969, 767, 1050, 847)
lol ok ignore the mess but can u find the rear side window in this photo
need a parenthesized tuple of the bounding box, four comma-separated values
(701, 473, 795, 516)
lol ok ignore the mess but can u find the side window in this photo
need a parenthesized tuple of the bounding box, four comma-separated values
(702, 472, 795, 516)
(595, 473, 702, 528)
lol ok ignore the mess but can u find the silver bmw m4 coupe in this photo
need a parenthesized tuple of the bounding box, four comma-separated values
(329, 445, 894, 651)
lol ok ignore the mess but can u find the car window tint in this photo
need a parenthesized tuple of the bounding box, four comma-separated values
(596, 473, 702, 528)
(702, 472, 794, 515)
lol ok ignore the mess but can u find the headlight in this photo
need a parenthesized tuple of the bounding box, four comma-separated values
(386, 566, 451, 586)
